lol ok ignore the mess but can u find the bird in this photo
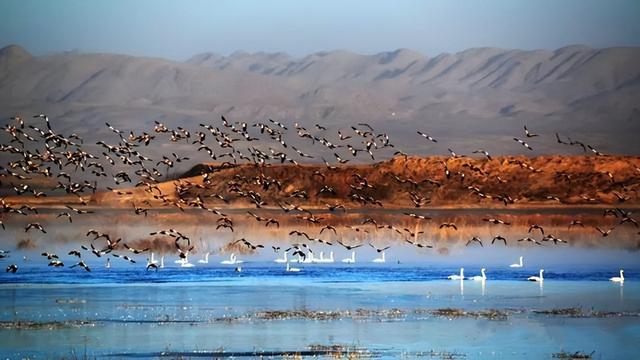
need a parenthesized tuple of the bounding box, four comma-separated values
(491, 236, 508, 245)
(527, 269, 544, 282)
(69, 260, 91, 272)
(469, 268, 487, 281)
(25, 223, 46, 233)
(524, 125, 539, 138)
(285, 262, 301, 272)
(198, 252, 210, 264)
(6, 264, 18, 273)
(517, 237, 541, 245)
(528, 224, 544, 236)
(569, 220, 585, 229)
(595, 226, 615, 237)
(439, 223, 458, 230)
(513, 137, 533, 150)
(510, 256, 524, 268)
(483, 218, 510, 225)
(448, 268, 465, 280)
(609, 269, 624, 283)
(417, 131, 437, 142)
(466, 237, 483, 247)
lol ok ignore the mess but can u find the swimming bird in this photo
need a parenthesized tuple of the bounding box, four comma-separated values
(341, 251, 356, 263)
(527, 269, 544, 282)
(469, 268, 487, 281)
(510, 256, 524, 268)
(609, 269, 624, 283)
(448, 268, 465, 280)
(274, 252, 288, 263)
(198, 252, 210, 264)
(285, 262, 301, 272)
(5, 264, 18, 273)
(372, 251, 386, 263)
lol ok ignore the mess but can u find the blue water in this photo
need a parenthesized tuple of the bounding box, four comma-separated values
(1, 263, 639, 359)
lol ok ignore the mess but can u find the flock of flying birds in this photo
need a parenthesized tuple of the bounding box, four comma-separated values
(0, 113, 638, 275)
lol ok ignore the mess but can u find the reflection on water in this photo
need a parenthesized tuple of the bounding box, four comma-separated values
(0, 265, 639, 358)
(1, 210, 639, 358)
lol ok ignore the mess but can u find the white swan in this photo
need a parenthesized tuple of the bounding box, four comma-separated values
(313, 251, 324, 263)
(317, 251, 334, 263)
(302, 252, 315, 264)
(180, 253, 195, 268)
(105, 258, 111, 269)
(286, 262, 301, 272)
(469, 268, 487, 281)
(323, 251, 334, 263)
(510, 256, 523, 268)
(221, 253, 243, 265)
(341, 251, 356, 263)
(372, 251, 386, 263)
(198, 252, 210, 264)
(610, 269, 624, 283)
(448, 268, 465, 280)
(274, 252, 288, 263)
(149, 252, 158, 264)
(160, 256, 164, 268)
(527, 269, 544, 282)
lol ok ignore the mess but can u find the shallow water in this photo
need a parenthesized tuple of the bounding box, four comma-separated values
(1, 262, 639, 359)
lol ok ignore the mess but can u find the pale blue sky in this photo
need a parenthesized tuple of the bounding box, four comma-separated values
(1, 0, 639, 60)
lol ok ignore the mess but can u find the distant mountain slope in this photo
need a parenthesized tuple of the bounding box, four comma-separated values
(1, 44, 639, 154)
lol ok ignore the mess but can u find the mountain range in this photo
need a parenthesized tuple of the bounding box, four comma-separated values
(1, 44, 639, 155)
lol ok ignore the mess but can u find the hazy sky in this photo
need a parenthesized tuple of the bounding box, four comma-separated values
(1, 0, 639, 60)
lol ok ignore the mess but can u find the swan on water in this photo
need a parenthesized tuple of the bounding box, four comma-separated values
(610, 269, 624, 283)
(198, 252, 210, 264)
(527, 269, 544, 282)
(274, 252, 288, 263)
(221, 253, 243, 265)
(286, 262, 301, 272)
(448, 268, 465, 280)
(372, 251, 386, 263)
(160, 256, 164, 268)
(510, 256, 523, 268)
(469, 268, 486, 281)
(341, 251, 356, 263)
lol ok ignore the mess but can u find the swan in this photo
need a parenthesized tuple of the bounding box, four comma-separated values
(448, 268, 465, 280)
(341, 251, 356, 263)
(610, 269, 624, 283)
(372, 251, 386, 263)
(469, 268, 487, 281)
(313, 251, 324, 263)
(527, 269, 544, 282)
(321, 251, 334, 263)
(105, 258, 111, 269)
(274, 252, 288, 263)
(180, 253, 195, 268)
(198, 252, 210, 264)
(302, 252, 315, 264)
(286, 262, 301, 272)
(149, 252, 158, 264)
(160, 256, 164, 268)
(510, 256, 523, 268)
(221, 253, 242, 265)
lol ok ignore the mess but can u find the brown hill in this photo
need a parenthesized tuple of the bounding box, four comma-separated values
(8, 155, 636, 209)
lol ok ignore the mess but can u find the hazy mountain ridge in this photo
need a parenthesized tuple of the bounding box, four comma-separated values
(1, 44, 639, 154)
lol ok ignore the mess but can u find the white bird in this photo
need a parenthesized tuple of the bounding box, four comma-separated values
(274, 252, 288, 263)
(372, 251, 386, 263)
(302, 252, 315, 264)
(341, 251, 356, 263)
(105, 258, 111, 269)
(527, 269, 544, 282)
(160, 256, 164, 268)
(285, 262, 301, 272)
(448, 268, 465, 280)
(180, 253, 195, 268)
(509, 256, 524, 268)
(316, 251, 334, 263)
(198, 252, 210, 264)
(150, 252, 158, 264)
(469, 268, 487, 281)
(221, 253, 242, 265)
(609, 269, 624, 283)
